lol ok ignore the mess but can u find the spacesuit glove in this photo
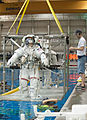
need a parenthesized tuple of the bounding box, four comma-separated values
(41, 58, 48, 67)
(7, 59, 13, 66)
(41, 54, 48, 66)
(21, 56, 26, 64)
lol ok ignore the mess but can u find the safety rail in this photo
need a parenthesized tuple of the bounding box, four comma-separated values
(33, 105, 87, 120)
(38, 69, 59, 88)
(1, 34, 73, 101)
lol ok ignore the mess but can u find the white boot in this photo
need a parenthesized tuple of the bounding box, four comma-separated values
(19, 86, 30, 98)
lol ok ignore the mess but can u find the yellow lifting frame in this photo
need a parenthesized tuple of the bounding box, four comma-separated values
(7, 0, 29, 35)
(8, 0, 64, 35)
(46, 0, 64, 34)
(16, 0, 30, 34)
(16, 0, 64, 34)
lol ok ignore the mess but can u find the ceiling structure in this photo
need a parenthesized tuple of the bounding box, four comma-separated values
(0, 0, 87, 15)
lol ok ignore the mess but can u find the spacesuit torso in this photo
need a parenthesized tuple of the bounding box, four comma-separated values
(21, 45, 38, 69)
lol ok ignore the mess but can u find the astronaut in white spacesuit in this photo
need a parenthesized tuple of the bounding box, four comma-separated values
(7, 35, 48, 99)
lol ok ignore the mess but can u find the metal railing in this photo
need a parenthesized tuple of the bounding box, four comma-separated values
(33, 105, 87, 120)
(1, 34, 71, 100)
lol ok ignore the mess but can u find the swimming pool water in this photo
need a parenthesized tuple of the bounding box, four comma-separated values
(0, 68, 78, 120)
(0, 85, 75, 120)
(0, 100, 40, 120)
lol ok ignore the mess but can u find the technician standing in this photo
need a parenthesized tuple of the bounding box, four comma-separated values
(69, 30, 86, 89)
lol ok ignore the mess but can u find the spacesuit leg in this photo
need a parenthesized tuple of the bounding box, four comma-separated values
(29, 66, 40, 99)
(19, 68, 29, 97)
(44, 70, 52, 88)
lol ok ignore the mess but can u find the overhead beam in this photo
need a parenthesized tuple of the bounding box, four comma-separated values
(2, 0, 87, 3)
(0, 1, 87, 15)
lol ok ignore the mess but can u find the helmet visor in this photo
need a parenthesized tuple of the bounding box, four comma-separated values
(25, 37, 34, 45)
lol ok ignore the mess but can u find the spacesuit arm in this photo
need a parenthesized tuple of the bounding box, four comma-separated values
(41, 53, 48, 66)
(7, 48, 24, 66)
(34, 47, 48, 66)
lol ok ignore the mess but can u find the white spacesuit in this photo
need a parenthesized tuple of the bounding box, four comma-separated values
(7, 35, 48, 99)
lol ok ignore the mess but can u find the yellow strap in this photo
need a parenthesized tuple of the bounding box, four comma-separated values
(46, 0, 64, 34)
(16, 0, 30, 34)
(7, 0, 28, 35)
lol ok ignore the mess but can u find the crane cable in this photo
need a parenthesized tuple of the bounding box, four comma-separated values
(16, 0, 30, 34)
(46, 0, 64, 34)
(7, 0, 29, 35)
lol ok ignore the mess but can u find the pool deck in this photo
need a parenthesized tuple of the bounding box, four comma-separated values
(55, 78, 87, 120)
(61, 78, 87, 112)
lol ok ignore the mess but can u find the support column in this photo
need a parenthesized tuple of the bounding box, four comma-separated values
(3, 36, 6, 93)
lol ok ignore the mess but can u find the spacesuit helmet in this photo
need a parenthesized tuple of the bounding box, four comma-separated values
(22, 35, 35, 45)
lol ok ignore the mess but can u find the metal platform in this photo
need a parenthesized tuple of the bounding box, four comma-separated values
(0, 86, 64, 101)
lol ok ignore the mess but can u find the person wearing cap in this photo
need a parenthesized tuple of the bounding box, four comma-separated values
(69, 30, 86, 90)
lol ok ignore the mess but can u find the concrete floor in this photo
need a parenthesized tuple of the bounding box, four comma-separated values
(55, 79, 87, 120)
(61, 81, 87, 112)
